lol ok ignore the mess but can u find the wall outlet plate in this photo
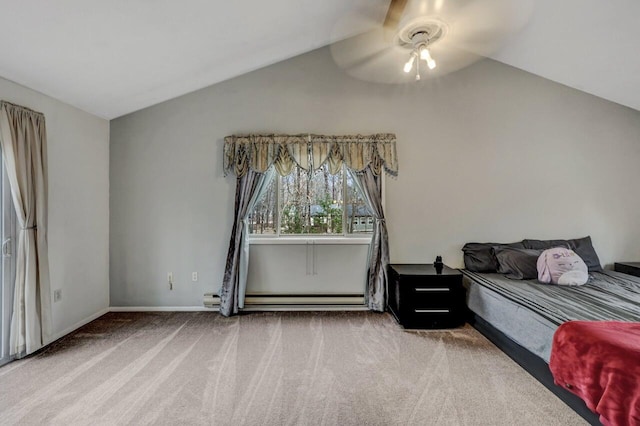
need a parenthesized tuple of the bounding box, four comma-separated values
(53, 289, 62, 302)
(192, 272, 198, 282)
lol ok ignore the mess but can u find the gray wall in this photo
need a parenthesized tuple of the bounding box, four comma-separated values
(110, 46, 640, 307)
(1, 77, 110, 337)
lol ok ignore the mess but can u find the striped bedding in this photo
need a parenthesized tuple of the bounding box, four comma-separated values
(463, 270, 640, 326)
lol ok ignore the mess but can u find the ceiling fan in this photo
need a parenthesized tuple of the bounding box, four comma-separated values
(330, 0, 532, 83)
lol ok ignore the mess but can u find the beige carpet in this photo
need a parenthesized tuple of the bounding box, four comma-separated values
(0, 312, 586, 425)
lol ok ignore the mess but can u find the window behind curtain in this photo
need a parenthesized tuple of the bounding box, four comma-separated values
(248, 163, 373, 236)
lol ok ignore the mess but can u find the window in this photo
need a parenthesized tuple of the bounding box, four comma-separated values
(248, 163, 374, 236)
(0, 148, 17, 366)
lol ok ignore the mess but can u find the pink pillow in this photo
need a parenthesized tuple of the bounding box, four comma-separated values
(537, 247, 588, 286)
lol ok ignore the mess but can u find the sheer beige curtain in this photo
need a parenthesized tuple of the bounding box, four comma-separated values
(0, 101, 51, 357)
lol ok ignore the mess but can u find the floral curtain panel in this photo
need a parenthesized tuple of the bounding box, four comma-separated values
(223, 134, 398, 178)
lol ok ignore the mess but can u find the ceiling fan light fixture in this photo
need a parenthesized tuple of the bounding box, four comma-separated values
(403, 54, 416, 73)
(419, 46, 431, 61)
(402, 29, 439, 80)
(420, 46, 436, 69)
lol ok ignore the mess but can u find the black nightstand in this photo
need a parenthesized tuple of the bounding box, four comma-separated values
(388, 264, 465, 329)
(614, 262, 640, 278)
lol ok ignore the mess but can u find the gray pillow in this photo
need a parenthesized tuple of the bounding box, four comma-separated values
(522, 236, 602, 272)
(462, 241, 525, 272)
(521, 239, 568, 250)
(493, 247, 543, 280)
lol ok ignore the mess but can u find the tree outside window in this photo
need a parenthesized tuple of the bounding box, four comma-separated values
(248, 163, 373, 236)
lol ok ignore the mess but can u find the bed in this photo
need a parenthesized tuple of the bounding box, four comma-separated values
(462, 269, 640, 425)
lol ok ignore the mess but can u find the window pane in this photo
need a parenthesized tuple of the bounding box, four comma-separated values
(345, 172, 374, 233)
(247, 176, 277, 234)
(248, 164, 374, 237)
(280, 163, 343, 235)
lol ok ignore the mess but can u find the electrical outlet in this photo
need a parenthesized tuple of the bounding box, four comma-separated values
(53, 289, 62, 302)
(168, 272, 173, 290)
(192, 272, 198, 282)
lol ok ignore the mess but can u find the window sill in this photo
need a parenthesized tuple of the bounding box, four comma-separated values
(249, 236, 372, 245)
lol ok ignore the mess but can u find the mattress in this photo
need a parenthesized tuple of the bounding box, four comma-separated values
(463, 270, 640, 362)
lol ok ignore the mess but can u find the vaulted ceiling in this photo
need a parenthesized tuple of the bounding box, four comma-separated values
(0, 0, 638, 119)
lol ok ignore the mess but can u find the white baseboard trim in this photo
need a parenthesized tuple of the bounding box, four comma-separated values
(109, 306, 217, 312)
(48, 307, 110, 343)
(242, 305, 369, 312)
(203, 293, 366, 309)
(110, 305, 367, 313)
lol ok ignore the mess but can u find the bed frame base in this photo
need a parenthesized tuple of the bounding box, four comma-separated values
(468, 313, 601, 425)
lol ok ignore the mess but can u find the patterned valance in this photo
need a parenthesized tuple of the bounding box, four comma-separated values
(223, 133, 398, 177)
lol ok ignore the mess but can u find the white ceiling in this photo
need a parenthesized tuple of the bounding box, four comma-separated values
(490, 0, 640, 112)
(0, 0, 388, 119)
(0, 0, 639, 119)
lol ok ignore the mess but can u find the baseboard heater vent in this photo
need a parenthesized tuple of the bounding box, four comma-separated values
(203, 293, 366, 311)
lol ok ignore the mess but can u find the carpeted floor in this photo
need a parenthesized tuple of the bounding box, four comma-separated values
(0, 311, 586, 425)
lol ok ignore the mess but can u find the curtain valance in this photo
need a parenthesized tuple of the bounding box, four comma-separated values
(223, 133, 398, 177)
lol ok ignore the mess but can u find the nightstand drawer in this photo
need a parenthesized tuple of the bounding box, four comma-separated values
(406, 310, 464, 329)
(410, 290, 462, 310)
(404, 275, 461, 289)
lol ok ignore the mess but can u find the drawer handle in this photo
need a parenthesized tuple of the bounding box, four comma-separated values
(414, 288, 450, 292)
(414, 309, 450, 313)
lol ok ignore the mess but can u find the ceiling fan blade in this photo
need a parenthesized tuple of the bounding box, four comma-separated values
(331, 0, 533, 84)
(332, 29, 434, 84)
(441, 0, 532, 56)
(384, 0, 409, 29)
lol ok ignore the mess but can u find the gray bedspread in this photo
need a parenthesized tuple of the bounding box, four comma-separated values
(463, 270, 640, 325)
(464, 269, 640, 361)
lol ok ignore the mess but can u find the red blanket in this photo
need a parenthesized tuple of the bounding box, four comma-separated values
(550, 321, 640, 426)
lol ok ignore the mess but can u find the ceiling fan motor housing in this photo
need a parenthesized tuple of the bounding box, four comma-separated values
(398, 18, 447, 48)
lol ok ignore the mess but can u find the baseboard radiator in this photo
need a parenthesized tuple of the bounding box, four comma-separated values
(203, 293, 366, 311)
